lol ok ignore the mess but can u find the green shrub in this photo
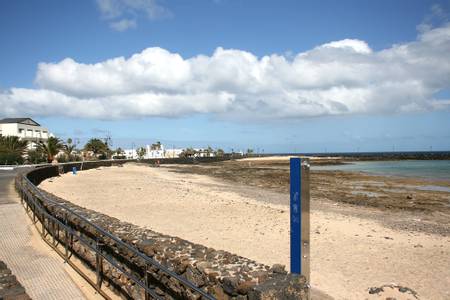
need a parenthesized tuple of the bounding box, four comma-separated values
(57, 154, 68, 163)
(68, 154, 82, 162)
(26, 150, 47, 164)
(0, 152, 23, 165)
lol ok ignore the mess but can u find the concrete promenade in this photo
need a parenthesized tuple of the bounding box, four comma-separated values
(0, 169, 87, 300)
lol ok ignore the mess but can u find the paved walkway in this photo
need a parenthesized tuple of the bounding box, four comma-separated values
(0, 169, 87, 300)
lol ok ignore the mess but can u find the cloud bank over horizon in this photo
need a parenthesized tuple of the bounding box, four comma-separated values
(1, 23, 450, 120)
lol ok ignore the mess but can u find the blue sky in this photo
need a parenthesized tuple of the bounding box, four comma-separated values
(1, 0, 449, 152)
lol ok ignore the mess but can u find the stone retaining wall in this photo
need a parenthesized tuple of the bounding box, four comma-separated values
(0, 261, 30, 300)
(18, 162, 309, 300)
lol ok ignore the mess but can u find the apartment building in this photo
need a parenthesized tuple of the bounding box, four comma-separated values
(0, 118, 52, 149)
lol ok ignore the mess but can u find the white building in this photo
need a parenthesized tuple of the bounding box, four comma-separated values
(164, 148, 184, 158)
(0, 118, 52, 149)
(123, 149, 138, 159)
(193, 148, 216, 158)
(145, 144, 165, 159)
(123, 144, 167, 159)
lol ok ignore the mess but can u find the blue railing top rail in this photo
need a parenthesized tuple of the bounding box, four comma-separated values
(20, 165, 216, 300)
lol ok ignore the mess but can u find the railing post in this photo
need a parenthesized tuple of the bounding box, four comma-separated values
(52, 220, 56, 245)
(145, 264, 150, 300)
(290, 158, 310, 284)
(56, 220, 60, 245)
(41, 212, 46, 237)
(96, 238, 104, 289)
(70, 233, 74, 255)
(64, 212, 69, 263)
(32, 202, 36, 224)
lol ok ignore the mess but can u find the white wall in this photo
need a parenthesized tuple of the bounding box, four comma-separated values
(0, 122, 51, 149)
(0, 123, 50, 139)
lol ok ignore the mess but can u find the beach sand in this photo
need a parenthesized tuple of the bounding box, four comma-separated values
(40, 162, 450, 299)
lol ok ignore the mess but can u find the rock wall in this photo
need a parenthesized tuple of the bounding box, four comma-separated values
(0, 261, 30, 300)
(17, 162, 309, 300)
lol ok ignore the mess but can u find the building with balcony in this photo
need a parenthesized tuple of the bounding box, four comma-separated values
(0, 118, 52, 149)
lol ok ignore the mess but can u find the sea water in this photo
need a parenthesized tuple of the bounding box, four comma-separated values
(312, 160, 450, 181)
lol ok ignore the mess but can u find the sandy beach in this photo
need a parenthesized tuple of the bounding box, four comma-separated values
(40, 160, 450, 299)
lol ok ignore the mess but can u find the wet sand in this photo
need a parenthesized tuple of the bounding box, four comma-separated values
(40, 160, 450, 300)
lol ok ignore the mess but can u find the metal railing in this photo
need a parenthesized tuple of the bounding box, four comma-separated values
(16, 166, 216, 300)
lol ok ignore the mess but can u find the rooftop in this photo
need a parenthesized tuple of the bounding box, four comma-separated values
(0, 118, 41, 126)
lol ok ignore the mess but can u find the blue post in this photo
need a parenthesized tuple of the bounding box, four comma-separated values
(290, 157, 301, 274)
(72, 166, 77, 175)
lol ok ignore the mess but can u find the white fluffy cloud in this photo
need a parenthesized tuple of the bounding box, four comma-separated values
(1, 24, 450, 120)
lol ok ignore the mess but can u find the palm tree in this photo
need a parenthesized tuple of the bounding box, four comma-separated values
(37, 137, 63, 163)
(206, 146, 214, 157)
(180, 147, 196, 158)
(151, 141, 162, 150)
(115, 147, 124, 155)
(0, 136, 28, 155)
(64, 138, 77, 156)
(0, 136, 28, 164)
(137, 147, 146, 159)
(84, 138, 109, 156)
(215, 148, 225, 157)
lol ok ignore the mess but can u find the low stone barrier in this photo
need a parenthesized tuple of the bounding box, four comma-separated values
(16, 160, 309, 300)
(0, 261, 30, 300)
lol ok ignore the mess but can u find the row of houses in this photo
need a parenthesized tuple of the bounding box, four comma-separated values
(121, 145, 217, 159)
(1, 117, 239, 160)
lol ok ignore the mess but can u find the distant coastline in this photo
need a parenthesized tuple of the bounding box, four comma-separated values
(266, 151, 450, 161)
